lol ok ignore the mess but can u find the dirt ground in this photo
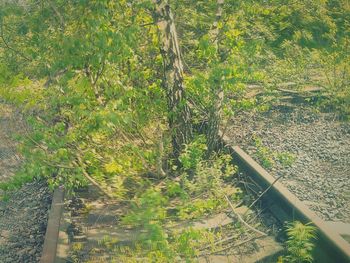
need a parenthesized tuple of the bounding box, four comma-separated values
(0, 101, 25, 182)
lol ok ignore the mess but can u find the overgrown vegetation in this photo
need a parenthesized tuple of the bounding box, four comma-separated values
(0, 0, 348, 261)
(254, 137, 296, 169)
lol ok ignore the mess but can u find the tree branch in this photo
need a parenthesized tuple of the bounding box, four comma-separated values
(0, 20, 31, 62)
(245, 175, 284, 214)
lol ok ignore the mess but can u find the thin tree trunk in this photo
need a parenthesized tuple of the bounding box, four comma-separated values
(153, 0, 192, 158)
(206, 0, 225, 155)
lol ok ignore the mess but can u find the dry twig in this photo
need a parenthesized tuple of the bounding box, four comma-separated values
(201, 234, 266, 256)
(224, 195, 267, 237)
(245, 175, 283, 214)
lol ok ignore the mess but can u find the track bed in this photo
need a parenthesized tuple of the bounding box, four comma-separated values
(0, 101, 52, 263)
(227, 105, 350, 223)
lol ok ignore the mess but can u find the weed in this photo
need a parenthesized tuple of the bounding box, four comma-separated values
(254, 137, 275, 169)
(276, 152, 296, 167)
(254, 137, 296, 169)
(280, 221, 317, 263)
(178, 135, 207, 171)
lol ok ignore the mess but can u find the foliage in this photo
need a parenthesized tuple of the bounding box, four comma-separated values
(0, 0, 347, 261)
(254, 137, 275, 169)
(276, 152, 297, 167)
(122, 188, 169, 228)
(254, 137, 296, 169)
(280, 221, 317, 263)
(117, 152, 237, 261)
(104, 228, 216, 263)
(178, 135, 207, 171)
(0, 0, 348, 193)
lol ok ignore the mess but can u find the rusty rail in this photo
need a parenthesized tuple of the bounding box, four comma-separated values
(228, 145, 350, 263)
(38, 143, 350, 262)
(40, 187, 65, 263)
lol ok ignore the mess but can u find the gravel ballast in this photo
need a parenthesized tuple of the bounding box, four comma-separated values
(227, 105, 350, 223)
(0, 180, 52, 263)
(0, 101, 52, 262)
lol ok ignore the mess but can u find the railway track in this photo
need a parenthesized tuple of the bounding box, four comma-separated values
(228, 145, 350, 263)
(40, 145, 350, 263)
(227, 105, 350, 223)
(2, 99, 347, 262)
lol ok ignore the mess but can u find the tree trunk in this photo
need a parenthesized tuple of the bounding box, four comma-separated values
(153, 0, 192, 158)
(206, 0, 225, 155)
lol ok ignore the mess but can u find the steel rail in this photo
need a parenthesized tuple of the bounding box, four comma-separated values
(228, 144, 350, 263)
(40, 187, 65, 263)
(38, 143, 350, 262)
